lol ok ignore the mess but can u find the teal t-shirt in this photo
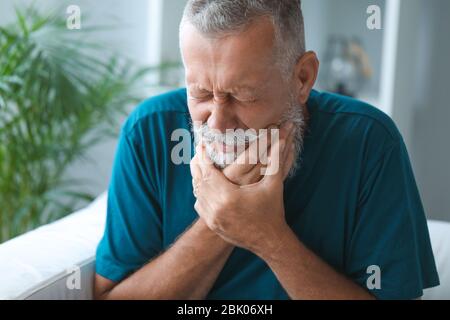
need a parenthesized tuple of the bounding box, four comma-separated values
(96, 88, 439, 299)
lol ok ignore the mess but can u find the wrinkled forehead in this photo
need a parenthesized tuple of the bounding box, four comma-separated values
(180, 18, 279, 87)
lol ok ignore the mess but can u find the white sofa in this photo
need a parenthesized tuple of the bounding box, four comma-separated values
(0, 193, 449, 300)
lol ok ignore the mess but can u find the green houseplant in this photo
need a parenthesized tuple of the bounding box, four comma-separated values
(0, 7, 157, 242)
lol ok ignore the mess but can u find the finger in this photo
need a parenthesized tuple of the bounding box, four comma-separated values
(194, 199, 206, 218)
(263, 137, 286, 182)
(239, 162, 267, 186)
(224, 125, 275, 180)
(223, 139, 258, 181)
(236, 123, 296, 187)
(258, 121, 295, 176)
(245, 120, 294, 182)
(196, 145, 230, 186)
(190, 154, 203, 198)
(196, 143, 213, 166)
(190, 153, 202, 181)
(257, 124, 277, 168)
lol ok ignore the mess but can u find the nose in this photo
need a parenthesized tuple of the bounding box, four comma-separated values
(207, 101, 238, 133)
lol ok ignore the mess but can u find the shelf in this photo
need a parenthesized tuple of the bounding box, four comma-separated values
(303, 0, 390, 114)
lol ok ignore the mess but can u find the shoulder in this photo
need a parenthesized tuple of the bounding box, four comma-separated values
(121, 88, 190, 142)
(123, 88, 188, 133)
(308, 90, 407, 172)
(310, 90, 402, 145)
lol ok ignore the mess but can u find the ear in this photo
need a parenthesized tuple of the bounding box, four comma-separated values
(293, 51, 320, 105)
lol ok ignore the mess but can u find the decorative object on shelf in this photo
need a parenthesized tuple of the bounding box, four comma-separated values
(320, 35, 373, 97)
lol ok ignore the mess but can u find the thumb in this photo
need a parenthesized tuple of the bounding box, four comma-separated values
(262, 137, 286, 185)
(195, 144, 226, 183)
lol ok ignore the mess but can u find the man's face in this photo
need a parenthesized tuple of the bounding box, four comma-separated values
(181, 17, 299, 168)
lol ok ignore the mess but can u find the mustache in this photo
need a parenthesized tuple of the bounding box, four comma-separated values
(193, 124, 261, 147)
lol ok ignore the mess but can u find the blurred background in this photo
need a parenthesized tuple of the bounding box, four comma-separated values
(1, 0, 449, 242)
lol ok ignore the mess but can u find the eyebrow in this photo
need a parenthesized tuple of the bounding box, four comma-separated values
(187, 84, 261, 97)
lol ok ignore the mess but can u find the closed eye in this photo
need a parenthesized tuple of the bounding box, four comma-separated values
(233, 95, 258, 104)
(188, 93, 213, 101)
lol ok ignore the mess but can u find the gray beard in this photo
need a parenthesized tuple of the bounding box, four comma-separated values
(192, 102, 306, 179)
(279, 102, 306, 178)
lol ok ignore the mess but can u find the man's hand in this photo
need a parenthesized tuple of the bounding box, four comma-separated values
(222, 124, 278, 186)
(191, 123, 296, 256)
(190, 124, 374, 300)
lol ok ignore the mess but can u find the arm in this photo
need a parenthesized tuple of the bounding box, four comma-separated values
(95, 218, 233, 300)
(256, 225, 375, 300)
(95, 134, 269, 300)
(193, 124, 374, 300)
(95, 122, 282, 300)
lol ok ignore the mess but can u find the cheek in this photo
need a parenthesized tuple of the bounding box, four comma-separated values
(238, 102, 285, 129)
(188, 101, 209, 123)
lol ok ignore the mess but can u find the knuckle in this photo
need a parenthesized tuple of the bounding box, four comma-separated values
(208, 214, 220, 231)
(216, 196, 229, 209)
(210, 222, 220, 232)
(194, 201, 201, 212)
(209, 214, 229, 233)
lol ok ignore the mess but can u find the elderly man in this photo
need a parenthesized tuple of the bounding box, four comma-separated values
(94, 0, 439, 300)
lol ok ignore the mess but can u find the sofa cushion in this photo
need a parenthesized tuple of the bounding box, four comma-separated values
(0, 193, 107, 299)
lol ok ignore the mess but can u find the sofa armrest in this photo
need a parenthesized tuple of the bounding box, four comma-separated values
(0, 193, 107, 300)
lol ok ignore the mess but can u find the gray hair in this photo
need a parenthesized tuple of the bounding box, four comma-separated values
(180, 0, 306, 78)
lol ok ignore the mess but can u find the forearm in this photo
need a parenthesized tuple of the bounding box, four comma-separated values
(257, 226, 375, 300)
(101, 219, 234, 300)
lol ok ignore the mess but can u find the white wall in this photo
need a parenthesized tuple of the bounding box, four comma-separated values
(388, 0, 423, 150)
(0, 0, 164, 204)
(303, 0, 386, 98)
(408, 0, 450, 222)
(302, 0, 329, 59)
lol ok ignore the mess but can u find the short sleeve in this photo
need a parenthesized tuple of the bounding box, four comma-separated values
(95, 127, 163, 282)
(346, 139, 440, 299)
